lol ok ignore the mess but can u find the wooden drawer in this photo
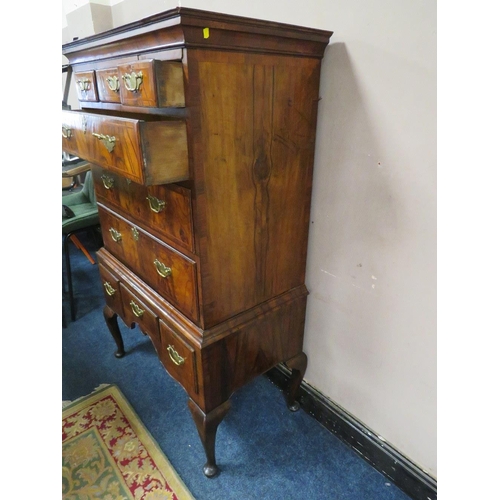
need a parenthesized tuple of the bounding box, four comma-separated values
(98, 205, 140, 271)
(120, 284, 161, 355)
(98, 205, 199, 322)
(117, 60, 185, 108)
(61, 110, 189, 186)
(62, 111, 89, 159)
(92, 165, 194, 252)
(158, 319, 198, 394)
(95, 68, 121, 103)
(74, 70, 98, 102)
(98, 264, 124, 317)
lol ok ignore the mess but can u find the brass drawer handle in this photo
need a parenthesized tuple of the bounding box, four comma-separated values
(146, 195, 166, 213)
(106, 75, 120, 92)
(109, 227, 122, 242)
(77, 78, 91, 91)
(154, 259, 172, 278)
(167, 345, 185, 366)
(130, 300, 144, 318)
(122, 71, 143, 92)
(101, 174, 115, 190)
(103, 282, 116, 296)
(92, 133, 116, 153)
(62, 126, 72, 139)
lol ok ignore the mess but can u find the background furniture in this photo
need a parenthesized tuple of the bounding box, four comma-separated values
(62, 170, 101, 321)
(62, 7, 331, 476)
(62, 158, 91, 191)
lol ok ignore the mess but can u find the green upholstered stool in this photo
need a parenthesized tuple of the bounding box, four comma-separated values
(62, 170, 101, 321)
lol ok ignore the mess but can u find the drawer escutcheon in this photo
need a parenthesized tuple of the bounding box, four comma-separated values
(167, 345, 186, 366)
(62, 126, 72, 138)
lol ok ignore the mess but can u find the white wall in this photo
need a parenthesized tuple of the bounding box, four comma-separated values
(62, 0, 437, 478)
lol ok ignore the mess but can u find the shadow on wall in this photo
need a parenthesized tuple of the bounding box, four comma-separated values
(312, 42, 402, 264)
(304, 40, 437, 475)
(304, 41, 405, 405)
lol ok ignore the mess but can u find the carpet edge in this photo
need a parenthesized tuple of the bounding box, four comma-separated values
(62, 383, 112, 409)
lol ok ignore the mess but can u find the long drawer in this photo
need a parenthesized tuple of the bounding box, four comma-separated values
(61, 109, 188, 186)
(98, 204, 199, 322)
(92, 165, 194, 253)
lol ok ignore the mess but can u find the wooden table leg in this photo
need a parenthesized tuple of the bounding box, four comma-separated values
(188, 398, 231, 478)
(285, 351, 308, 411)
(103, 305, 125, 358)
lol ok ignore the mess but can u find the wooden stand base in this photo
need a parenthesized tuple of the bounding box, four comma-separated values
(99, 250, 309, 477)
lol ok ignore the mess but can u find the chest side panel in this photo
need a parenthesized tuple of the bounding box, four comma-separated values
(190, 51, 321, 328)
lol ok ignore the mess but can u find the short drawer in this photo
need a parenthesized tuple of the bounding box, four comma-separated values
(62, 110, 188, 186)
(62, 111, 89, 159)
(98, 205, 199, 322)
(117, 60, 185, 108)
(158, 319, 198, 394)
(98, 205, 140, 271)
(92, 165, 194, 252)
(120, 284, 161, 355)
(95, 68, 121, 103)
(98, 264, 124, 317)
(74, 70, 98, 102)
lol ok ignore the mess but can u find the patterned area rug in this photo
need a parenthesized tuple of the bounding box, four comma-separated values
(62, 384, 195, 500)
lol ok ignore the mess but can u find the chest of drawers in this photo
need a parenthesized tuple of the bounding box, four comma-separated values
(62, 7, 331, 477)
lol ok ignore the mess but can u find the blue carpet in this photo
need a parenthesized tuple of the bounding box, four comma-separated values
(62, 232, 412, 500)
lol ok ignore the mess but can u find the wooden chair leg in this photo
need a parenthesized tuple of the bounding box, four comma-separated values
(69, 234, 95, 265)
(63, 234, 76, 322)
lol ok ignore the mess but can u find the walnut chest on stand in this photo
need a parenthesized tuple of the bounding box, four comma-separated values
(62, 7, 332, 477)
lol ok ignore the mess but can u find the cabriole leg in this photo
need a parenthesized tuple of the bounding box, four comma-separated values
(188, 398, 231, 478)
(103, 305, 125, 358)
(285, 351, 307, 411)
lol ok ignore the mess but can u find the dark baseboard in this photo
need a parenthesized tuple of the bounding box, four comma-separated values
(266, 364, 437, 500)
